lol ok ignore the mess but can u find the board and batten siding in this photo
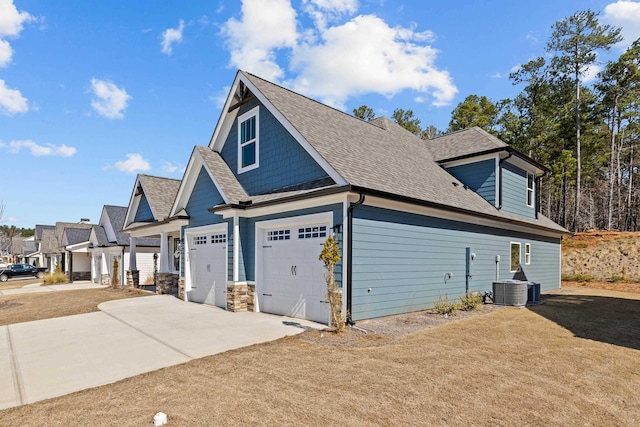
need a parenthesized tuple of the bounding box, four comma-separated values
(134, 195, 153, 222)
(220, 97, 330, 195)
(446, 159, 496, 205)
(501, 162, 535, 219)
(351, 205, 560, 321)
(184, 166, 233, 281)
(242, 204, 344, 282)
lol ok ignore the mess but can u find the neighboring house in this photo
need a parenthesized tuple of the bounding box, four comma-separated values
(47, 220, 93, 279)
(89, 205, 160, 286)
(62, 227, 93, 281)
(122, 175, 186, 292)
(34, 225, 56, 268)
(129, 71, 569, 324)
(9, 237, 26, 264)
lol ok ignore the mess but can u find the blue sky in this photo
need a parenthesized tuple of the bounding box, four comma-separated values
(1, 0, 639, 229)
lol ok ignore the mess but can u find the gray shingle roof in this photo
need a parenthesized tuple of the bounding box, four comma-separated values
(35, 224, 55, 241)
(99, 205, 160, 247)
(427, 127, 508, 162)
(196, 146, 249, 204)
(40, 228, 57, 254)
(55, 222, 93, 249)
(138, 175, 181, 221)
(241, 71, 567, 234)
(62, 228, 91, 246)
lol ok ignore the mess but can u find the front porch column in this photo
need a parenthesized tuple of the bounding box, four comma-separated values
(159, 232, 170, 273)
(126, 237, 139, 288)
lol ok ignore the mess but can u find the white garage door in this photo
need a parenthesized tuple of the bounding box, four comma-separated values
(189, 231, 227, 308)
(261, 222, 330, 324)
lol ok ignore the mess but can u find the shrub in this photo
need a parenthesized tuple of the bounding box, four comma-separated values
(111, 258, 120, 288)
(562, 273, 594, 282)
(610, 275, 624, 283)
(459, 292, 482, 311)
(43, 271, 69, 285)
(434, 294, 459, 317)
(319, 236, 344, 332)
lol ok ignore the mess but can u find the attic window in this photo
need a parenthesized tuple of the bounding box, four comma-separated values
(238, 106, 259, 173)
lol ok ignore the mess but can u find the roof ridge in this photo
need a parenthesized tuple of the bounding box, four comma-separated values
(243, 70, 375, 129)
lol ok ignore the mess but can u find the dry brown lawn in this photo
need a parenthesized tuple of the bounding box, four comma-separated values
(1, 286, 638, 426)
(0, 277, 42, 291)
(0, 287, 146, 326)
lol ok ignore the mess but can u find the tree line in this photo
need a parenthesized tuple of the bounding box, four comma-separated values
(355, 10, 639, 232)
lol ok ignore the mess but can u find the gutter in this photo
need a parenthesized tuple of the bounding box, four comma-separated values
(498, 152, 513, 210)
(438, 146, 548, 174)
(346, 193, 365, 326)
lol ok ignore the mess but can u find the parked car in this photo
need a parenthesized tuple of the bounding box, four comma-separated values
(0, 264, 47, 282)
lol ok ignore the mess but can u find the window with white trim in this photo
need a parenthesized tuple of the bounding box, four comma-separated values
(510, 242, 521, 272)
(298, 225, 327, 239)
(525, 243, 531, 265)
(267, 229, 290, 241)
(194, 236, 207, 245)
(527, 173, 535, 207)
(211, 234, 226, 244)
(238, 106, 259, 173)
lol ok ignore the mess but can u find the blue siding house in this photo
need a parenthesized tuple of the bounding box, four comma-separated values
(139, 71, 568, 324)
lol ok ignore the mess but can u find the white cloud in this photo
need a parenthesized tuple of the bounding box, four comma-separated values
(289, 15, 456, 108)
(221, 0, 298, 81)
(582, 64, 602, 83)
(160, 161, 185, 175)
(90, 78, 131, 119)
(603, 1, 640, 48)
(0, 38, 12, 67)
(221, 1, 457, 108)
(0, 78, 28, 114)
(303, 0, 358, 30)
(0, 0, 35, 67)
(160, 19, 184, 55)
(115, 153, 151, 173)
(491, 72, 504, 79)
(4, 140, 76, 157)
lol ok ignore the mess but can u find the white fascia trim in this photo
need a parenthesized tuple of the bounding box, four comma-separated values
(170, 148, 231, 217)
(218, 193, 346, 219)
(126, 221, 186, 238)
(504, 154, 543, 176)
(213, 73, 346, 186)
(123, 176, 143, 229)
(362, 195, 564, 239)
(440, 152, 500, 168)
(183, 223, 228, 235)
(210, 73, 243, 150)
(237, 106, 260, 174)
(66, 241, 91, 252)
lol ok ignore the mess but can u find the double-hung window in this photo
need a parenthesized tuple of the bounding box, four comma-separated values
(510, 242, 521, 272)
(238, 106, 259, 173)
(527, 173, 535, 207)
(525, 243, 531, 265)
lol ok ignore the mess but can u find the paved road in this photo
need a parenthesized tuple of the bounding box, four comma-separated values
(0, 295, 321, 410)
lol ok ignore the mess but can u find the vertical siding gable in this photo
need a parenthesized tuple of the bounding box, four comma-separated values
(220, 98, 329, 195)
(446, 159, 496, 205)
(351, 205, 560, 320)
(134, 195, 154, 222)
(186, 166, 226, 228)
(501, 162, 535, 219)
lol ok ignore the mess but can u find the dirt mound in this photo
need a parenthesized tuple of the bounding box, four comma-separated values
(562, 231, 640, 282)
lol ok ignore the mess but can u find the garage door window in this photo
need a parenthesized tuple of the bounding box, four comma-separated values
(268, 229, 290, 241)
(194, 236, 207, 245)
(298, 225, 327, 239)
(211, 234, 226, 243)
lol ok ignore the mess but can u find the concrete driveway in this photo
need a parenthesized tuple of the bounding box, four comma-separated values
(0, 295, 321, 410)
